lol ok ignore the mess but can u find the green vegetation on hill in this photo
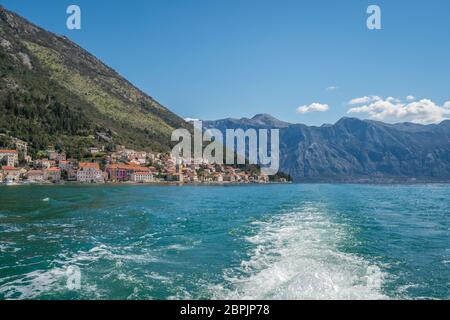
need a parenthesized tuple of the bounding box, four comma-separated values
(0, 6, 190, 157)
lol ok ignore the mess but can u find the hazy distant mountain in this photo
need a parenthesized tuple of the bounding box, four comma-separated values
(204, 114, 291, 129)
(0, 6, 189, 156)
(205, 116, 450, 182)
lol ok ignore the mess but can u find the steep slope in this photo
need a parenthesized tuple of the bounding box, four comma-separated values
(205, 116, 450, 182)
(0, 6, 189, 157)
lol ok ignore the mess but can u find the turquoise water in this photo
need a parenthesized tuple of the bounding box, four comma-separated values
(0, 184, 448, 300)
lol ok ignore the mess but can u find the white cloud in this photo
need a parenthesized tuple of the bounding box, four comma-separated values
(349, 96, 381, 105)
(386, 96, 401, 103)
(297, 103, 329, 114)
(406, 95, 416, 101)
(184, 118, 200, 122)
(347, 96, 450, 124)
(326, 86, 338, 91)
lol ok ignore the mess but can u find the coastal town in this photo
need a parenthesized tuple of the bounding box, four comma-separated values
(0, 138, 288, 186)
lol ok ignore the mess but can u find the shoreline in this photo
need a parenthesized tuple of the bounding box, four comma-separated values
(1, 181, 450, 187)
(0, 181, 293, 187)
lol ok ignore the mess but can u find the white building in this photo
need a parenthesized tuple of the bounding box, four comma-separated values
(76, 163, 104, 183)
(33, 159, 51, 169)
(27, 170, 45, 183)
(44, 168, 61, 182)
(1, 166, 21, 183)
(0, 150, 18, 167)
(58, 160, 74, 171)
(130, 171, 154, 183)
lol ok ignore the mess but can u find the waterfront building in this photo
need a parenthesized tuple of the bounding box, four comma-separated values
(167, 173, 184, 182)
(130, 171, 154, 183)
(76, 163, 104, 183)
(0, 150, 18, 167)
(212, 173, 224, 182)
(27, 170, 45, 183)
(45, 167, 61, 182)
(67, 168, 78, 181)
(105, 164, 150, 181)
(224, 174, 236, 182)
(1, 166, 21, 183)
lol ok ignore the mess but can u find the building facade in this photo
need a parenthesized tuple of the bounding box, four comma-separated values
(76, 163, 104, 183)
(0, 150, 18, 167)
(130, 171, 154, 183)
(45, 168, 61, 182)
(27, 170, 45, 183)
(1, 166, 21, 183)
(106, 164, 150, 182)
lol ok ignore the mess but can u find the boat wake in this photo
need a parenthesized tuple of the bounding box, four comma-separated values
(211, 205, 389, 300)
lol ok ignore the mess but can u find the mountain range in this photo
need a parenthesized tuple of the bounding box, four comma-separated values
(204, 114, 450, 182)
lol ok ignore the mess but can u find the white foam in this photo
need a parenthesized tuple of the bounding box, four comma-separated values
(0, 243, 158, 299)
(56, 244, 160, 266)
(211, 205, 389, 300)
(161, 244, 192, 251)
(1, 225, 23, 233)
(0, 242, 20, 253)
(0, 267, 100, 300)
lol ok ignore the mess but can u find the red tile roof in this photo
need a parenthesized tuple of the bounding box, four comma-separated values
(27, 170, 44, 175)
(106, 164, 150, 171)
(79, 162, 100, 170)
(0, 150, 17, 153)
(1, 166, 19, 171)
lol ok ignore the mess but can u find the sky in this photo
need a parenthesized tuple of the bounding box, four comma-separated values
(1, 0, 450, 125)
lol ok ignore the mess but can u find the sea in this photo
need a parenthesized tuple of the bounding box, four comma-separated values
(0, 184, 448, 300)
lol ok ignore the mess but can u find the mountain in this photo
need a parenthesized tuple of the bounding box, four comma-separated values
(204, 116, 450, 182)
(0, 6, 189, 157)
(204, 114, 291, 130)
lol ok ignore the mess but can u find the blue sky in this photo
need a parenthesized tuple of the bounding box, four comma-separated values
(2, 0, 450, 125)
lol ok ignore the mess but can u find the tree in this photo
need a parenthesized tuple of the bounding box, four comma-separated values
(36, 150, 47, 159)
(0, 135, 12, 148)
